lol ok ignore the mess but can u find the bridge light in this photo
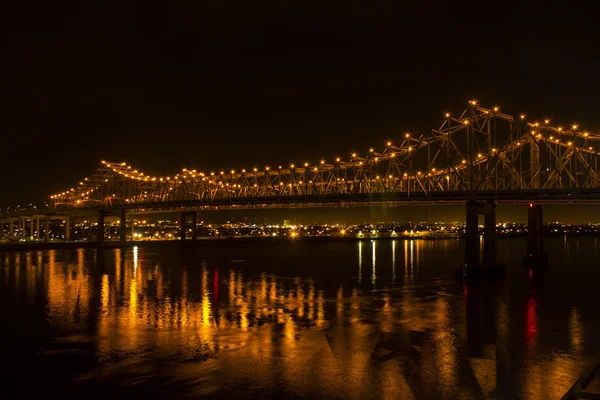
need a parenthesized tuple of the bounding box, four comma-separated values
(336, 158, 340, 162)
(253, 168, 257, 172)
(584, 132, 589, 137)
(520, 114, 526, 119)
(432, 168, 436, 172)
(405, 133, 410, 138)
(242, 169, 246, 173)
(590, 147, 593, 150)
(462, 160, 466, 164)
(369, 148, 374, 152)
(231, 170, 235, 174)
(376, 176, 380, 179)
(290, 164, 294, 168)
(492, 148, 497, 152)
(101, 160, 106, 164)
(408, 146, 412, 152)
(572, 124, 578, 130)
(445, 113, 450, 117)
(493, 106, 499, 112)
(478, 153, 482, 158)
(320, 160, 325, 164)
(463, 120, 469, 125)
(568, 142, 572, 146)
(220, 171, 224, 175)
(314, 167, 318, 171)
(389, 175, 393, 179)
(387, 141, 391, 146)
(558, 127, 563, 131)
(533, 122, 539, 127)
(390, 153, 395, 157)
(265, 167, 270, 171)
(278, 165, 282, 169)
(374, 157, 378, 161)
(352, 153, 357, 158)
(549, 136, 554, 140)
(304, 162, 309, 167)
(544, 119, 550, 124)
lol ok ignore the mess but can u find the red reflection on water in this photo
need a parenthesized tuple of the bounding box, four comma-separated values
(213, 269, 219, 303)
(525, 296, 537, 349)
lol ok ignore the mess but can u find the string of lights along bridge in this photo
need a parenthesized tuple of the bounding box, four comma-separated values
(49, 100, 600, 211)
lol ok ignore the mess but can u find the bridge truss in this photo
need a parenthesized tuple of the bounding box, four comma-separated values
(50, 101, 600, 211)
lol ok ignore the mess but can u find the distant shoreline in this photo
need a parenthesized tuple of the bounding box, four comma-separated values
(1, 232, 599, 251)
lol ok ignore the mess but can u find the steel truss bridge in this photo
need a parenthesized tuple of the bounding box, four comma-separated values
(50, 101, 600, 212)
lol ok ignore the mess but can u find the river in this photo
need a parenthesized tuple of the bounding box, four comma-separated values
(1, 237, 599, 399)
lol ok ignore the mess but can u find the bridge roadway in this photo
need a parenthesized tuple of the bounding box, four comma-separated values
(71, 189, 600, 213)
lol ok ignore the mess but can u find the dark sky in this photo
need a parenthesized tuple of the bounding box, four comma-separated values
(2, 1, 600, 213)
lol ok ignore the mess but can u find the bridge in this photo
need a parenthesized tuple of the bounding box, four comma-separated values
(45, 101, 600, 210)
(2, 100, 599, 275)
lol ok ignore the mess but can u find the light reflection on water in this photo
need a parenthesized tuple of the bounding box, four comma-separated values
(1, 238, 600, 399)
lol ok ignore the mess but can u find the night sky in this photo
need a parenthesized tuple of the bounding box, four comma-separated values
(2, 2, 600, 220)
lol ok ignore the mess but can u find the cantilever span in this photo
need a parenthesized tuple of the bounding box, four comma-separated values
(49, 101, 600, 211)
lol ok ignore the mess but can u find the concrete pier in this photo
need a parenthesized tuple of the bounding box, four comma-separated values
(460, 200, 504, 279)
(524, 203, 548, 268)
(119, 208, 127, 244)
(180, 211, 197, 241)
(98, 210, 105, 244)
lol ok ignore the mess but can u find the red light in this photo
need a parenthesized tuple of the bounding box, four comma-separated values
(529, 203, 534, 208)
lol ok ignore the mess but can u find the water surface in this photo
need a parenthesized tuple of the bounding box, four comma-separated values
(1, 237, 600, 399)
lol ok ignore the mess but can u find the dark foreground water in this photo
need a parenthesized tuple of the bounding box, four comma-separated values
(1, 237, 600, 399)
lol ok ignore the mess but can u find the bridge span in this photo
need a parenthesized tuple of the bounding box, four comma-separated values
(4, 101, 600, 276)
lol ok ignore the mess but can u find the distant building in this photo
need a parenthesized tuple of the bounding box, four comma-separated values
(283, 220, 291, 227)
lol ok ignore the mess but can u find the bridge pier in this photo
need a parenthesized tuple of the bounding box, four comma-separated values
(119, 209, 127, 244)
(97, 210, 105, 244)
(180, 211, 197, 241)
(29, 217, 34, 239)
(524, 203, 548, 268)
(461, 200, 504, 279)
(44, 216, 50, 243)
(64, 216, 70, 242)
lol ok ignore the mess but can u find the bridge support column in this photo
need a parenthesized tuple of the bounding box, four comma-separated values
(36, 217, 40, 241)
(119, 209, 127, 244)
(97, 211, 105, 244)
(44, 217, 50, 243)
(29, 218, 34, 239)
(180, 211, 197, 241)
(524, 203, 548, 268)
(464, 201, 480, 269)
(460, 200, 504, 280)
(65, 216, 70, 242)
(9, 219, 14, 236)
(483, 200, 497, 265)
